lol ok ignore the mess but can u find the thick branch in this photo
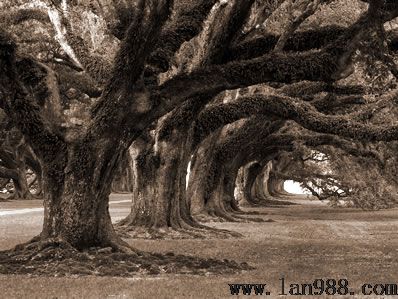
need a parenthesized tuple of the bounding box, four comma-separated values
(193, 90, 368, 147)
(226, 25, 346, 62)
(274, 0, 321, 52)
(237, 131, 385, 174)
(146, 0, 218, 75)
(268, 98, 398, 142)
(157, 0, 255, 140)
(156, 46, 345, 107)
(88, 0, 174, 138)
(4, 9, 50, 25)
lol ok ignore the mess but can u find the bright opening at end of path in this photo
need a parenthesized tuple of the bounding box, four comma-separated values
(284, 180, 309, 195)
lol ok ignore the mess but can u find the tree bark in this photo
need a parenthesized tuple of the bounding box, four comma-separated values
(39, 139, 131, 251)
(267, 172, 286, 198)
(111, 151, 134, 193)
(188, 132, 221, 215)
(240, 162, 265, 206)
(10, 164, 32, 200)
(253, 163, 272, 201)
(119, 128, 199, 233)
(203, 155, 260, 222)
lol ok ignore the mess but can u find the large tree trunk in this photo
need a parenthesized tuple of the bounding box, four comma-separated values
(39, 140, 131, 251)
(188, 132, 221, 215)
(267, 156, 292, 197)
(189, 137, 248, 221)
(205, 167, 240, 221)
(118, 128, 201, 237)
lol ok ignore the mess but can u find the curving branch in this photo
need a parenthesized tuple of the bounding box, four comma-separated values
(203, 0, 255, 65)
(3, 9, 50, 25)
(193, 89, 398, 147)
(226, 1, 398, 63)
(146, 0, 218, 76)
(225, 130, 385, 183)
(226, 25, 346, 62)
(274, 0, 321, 52)
(156, 46, 346, 108)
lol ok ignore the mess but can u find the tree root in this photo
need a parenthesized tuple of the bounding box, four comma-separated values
(0, 236, 253, 277)
(253, 198, 299, 207)
(228, 206, 267, 215)
(196, 208, 271, 223)
(116, 222, 242, 239)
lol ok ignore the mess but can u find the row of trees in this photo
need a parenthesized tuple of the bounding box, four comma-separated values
(0, 0, 397, 257)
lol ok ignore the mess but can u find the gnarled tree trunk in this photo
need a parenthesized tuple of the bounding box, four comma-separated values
(39, 140, 131, 251)
(118, 128, 200, 236)
(252, 163, 272, 201)
(237, 162, 266, 207)
(205, 164, 241, 221)
(188, 131, 222, 215)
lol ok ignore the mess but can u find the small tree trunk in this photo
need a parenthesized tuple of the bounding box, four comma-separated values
(111, 151, 134, 193)
(253, 163, 272, 201)
(234, 167, 246, 204)
(9, 150, 33, 200)
(239, 162, 265, 206)
(267, 173, 285, 198)
(11, 167, 33, 200)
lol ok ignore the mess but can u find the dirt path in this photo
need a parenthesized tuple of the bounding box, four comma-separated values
(1, 196, 398, 298)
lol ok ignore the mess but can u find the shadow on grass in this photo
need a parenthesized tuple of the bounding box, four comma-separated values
(0, 243, 253, 277)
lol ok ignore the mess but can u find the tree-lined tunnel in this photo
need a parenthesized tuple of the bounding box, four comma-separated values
(0, 0, 398, 285)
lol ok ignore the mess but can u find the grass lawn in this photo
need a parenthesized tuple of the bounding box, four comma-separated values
(0, 194, 397, 298)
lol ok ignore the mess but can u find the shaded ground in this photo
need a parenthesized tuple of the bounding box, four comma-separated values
(1, 194, 398, 298)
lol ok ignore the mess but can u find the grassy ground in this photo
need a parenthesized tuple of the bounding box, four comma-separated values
(0, 194, 398, 298)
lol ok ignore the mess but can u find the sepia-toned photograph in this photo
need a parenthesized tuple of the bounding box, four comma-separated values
(0, 0, 397, 298)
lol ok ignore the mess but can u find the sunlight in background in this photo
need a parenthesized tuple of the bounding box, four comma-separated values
(186, 161, 191, 189)
(284, 180, 309, 195)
